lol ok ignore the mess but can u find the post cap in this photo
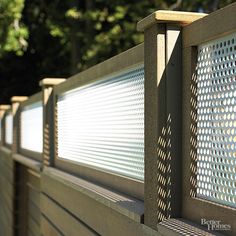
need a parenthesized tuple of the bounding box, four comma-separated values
(11, 96, 28, 103)
(137, 10, 207, 31)
(0, 105, 11, 110)
(39, 78, 66, 87)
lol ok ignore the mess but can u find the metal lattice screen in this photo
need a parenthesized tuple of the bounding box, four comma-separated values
(57, 66, 144, 180)
(196, 32, 236, 208)
(20, 102, 43, 153)
(5, 114, 13, 145)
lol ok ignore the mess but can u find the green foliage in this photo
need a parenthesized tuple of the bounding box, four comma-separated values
(66, 8, 82, 20)
(0, 0, 28, 56)
(0, 0, 235, 103)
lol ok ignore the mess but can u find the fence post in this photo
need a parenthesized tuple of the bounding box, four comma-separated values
(137, 11, 206, 229)
(10, 96, 28, 236)
(40, 78, 66, 167)
(11, 96, 28, 154)
(0, 105, 11, 145)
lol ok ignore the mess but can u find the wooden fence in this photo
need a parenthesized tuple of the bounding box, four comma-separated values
(0, 3, 236, 236)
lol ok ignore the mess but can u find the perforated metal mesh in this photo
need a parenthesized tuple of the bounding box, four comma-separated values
(20, 102, 43, 153)
(5, 114, 13, 145)
(57, 66, 144, 180)
(196, 32, 236, 208)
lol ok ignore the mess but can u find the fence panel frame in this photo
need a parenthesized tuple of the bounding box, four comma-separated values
(182, 3, 236, 234)
(17, 92, 43, 162)
(137, 10, 206, 230)
(0, 105, 11, 147)
(52, 44, 144, 200)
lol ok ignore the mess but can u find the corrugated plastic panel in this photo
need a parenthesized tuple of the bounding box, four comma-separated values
(57, 66, 144, 180)
(20, 102, 43, 153)
(5, 114, 13, 145)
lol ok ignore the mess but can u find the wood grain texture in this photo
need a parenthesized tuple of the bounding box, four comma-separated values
(14, 164, 29, 236)
(144, 23, 166, 228)
(27, 170, 41, 236)
(41, 194, 99, 236)
(0, 147, 14, 236)
(28, 199, 41, 224)
(28, 185, 40, 207)
(41, 167, 161, 236)
(13, 153, 41, 172)
(41, 216, 63, 236)
(137, 10, 207, 31)
(28, 169, 41, 190)
(42, 167, 144, 222)
(28, 217, 40, 236)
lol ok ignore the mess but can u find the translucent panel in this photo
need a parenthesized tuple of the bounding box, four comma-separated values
(196, 32, 236, 208)
(21, 102, 43, 153)
(57, 66, 144, 180)
(5, 114, 13, 145)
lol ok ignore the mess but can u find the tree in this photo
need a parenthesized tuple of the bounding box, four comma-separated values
(0, 0, 28, 56)
(0, 0, 235, 103)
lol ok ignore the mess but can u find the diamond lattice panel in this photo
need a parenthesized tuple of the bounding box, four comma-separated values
(196, 32, 236, 208)
(57, 66, 144, 181)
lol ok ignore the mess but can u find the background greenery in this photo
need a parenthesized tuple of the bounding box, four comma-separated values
(0, 0, 234, 102)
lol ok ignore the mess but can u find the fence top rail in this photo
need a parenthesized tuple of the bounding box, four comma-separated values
(54, 43, 144, 95)
(137, 10, 207, 32)
(20, 92, 42, 108)
(183, 2, 236, 48)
